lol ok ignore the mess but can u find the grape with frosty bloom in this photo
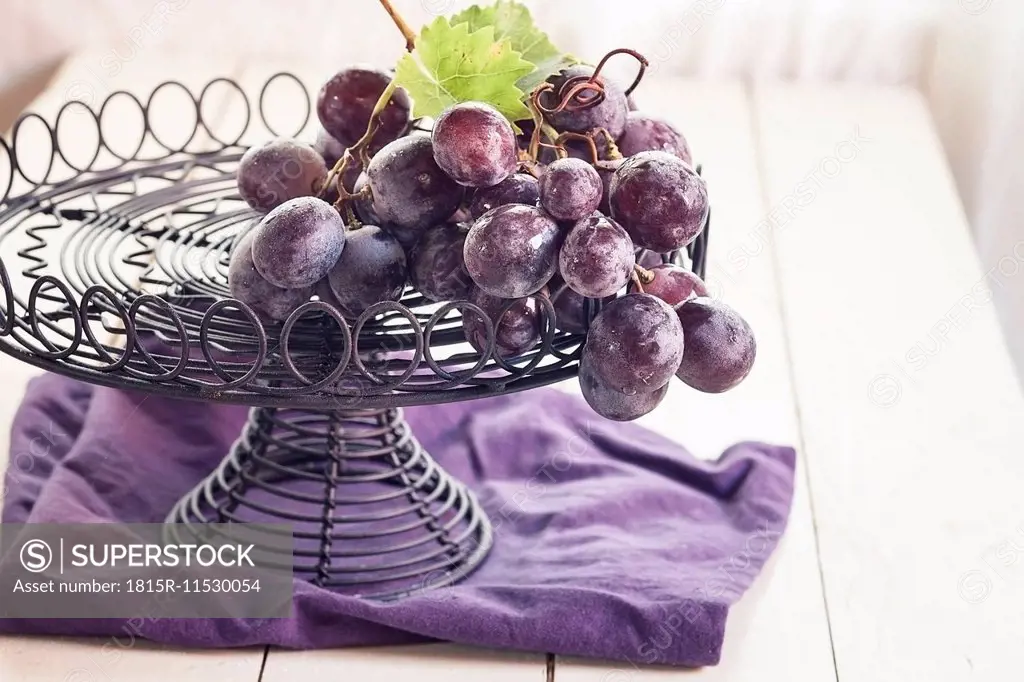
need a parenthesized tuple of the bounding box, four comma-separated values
(432, 102, 518, 188)
(317, 67, 411, 154)
(228, 229, 312, 322)
(579, 359, 668, 421)
(539, 158, 603, 221)
(559, 212, 634, 298)
(464, 204, 561, 299)
(221, 5, 757, 424)
(367, 135, 465, 236)
(251, 196, 346, 289)
(609, 151, 709, 252)
(631, 263, 708, 306)
(582, 293, 685, 396)
(544, 65, 629, 139)
(676, 297, 757, 393)
(469, 173, 540, 219)
(236, 138, 328, 213)
(326, 225, 408, 317)
(462, 285, 548, 358)
(409, 222, 473, 303)
(617, 112, 693, 165)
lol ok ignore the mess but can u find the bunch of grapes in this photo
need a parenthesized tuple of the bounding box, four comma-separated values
(229, 58, 756, 422)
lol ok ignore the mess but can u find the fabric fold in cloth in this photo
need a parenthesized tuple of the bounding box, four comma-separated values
(1, 374, 796, 667)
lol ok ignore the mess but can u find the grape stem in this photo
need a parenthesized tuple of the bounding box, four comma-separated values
(342, 201, 361, 229)
(517, 152, 542, 178)
(536, 139, 567, 160)
(355, 79, 397, 165)
(524, 47, 650, 164)
(535, 77, 606, 115)
(527, 85, 553, 160)
(526, 59, 635, 165)
(555, 132, 599, 164)
(318, 0, 416, 217)
(339, 184, 371, 229)
(634, 263, 655, 285)
(377, 0, 417, 52)
(591, 128, 623, 160)
(319, 78, 399, 215)
(589, 48, 649, 96)
(630, 269, 645, 294)
(524, 84, 577, 164)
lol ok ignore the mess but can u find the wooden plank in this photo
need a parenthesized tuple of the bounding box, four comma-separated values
(0, 52, 265, 682)
(554, 81, 836, 681)
(262, 644, 544, 682)
(754, 82, 1024, 680)
(0, 636, 262, 682)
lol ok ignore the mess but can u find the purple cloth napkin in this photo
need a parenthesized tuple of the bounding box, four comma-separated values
(1, 373, 795, 667)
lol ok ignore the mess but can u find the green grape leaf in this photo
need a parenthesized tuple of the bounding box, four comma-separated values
(394, 16, 534, 126)
(451, 0, 578, 92)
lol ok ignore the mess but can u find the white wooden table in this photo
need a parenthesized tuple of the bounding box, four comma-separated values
(2, 53, 1023, 682)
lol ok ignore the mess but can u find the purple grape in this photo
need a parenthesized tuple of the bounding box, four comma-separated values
(252, 196, 346, 289)
(539, 158, 602, 221)
(579, 360, 667, 421)
(676, 298, 756, 393)
(409, 223, 472, 302)
(228, 230, 311, 322)
(314, 277, 344, 311)
(367, 135, 464, 235)
(236, 138, 328, 213)
(610, 151, 709, 252)
(547, 273, 589, 334)
(452, 205, 475, 223)
(462, 285, 547, 357)
(515, 118, 536, 152)
(326, 226, 407, 317)
(596, 158, 624, 214)
(635, 248, 664, 270)
(316, 68, 410, 154)
(351, 172, 379, 224)
(582, 293, 684, 395)
(559, 213, 634, 298)
(632, 264, 708, 305)
(464, 204, 561, 298)
(432, 102, 518, 188)
(313, 127, 346, 167)
(469, 173, 540, 219)
(340, 160, 363, 190)
(617, 113, 693, 165)
(319, 156, 362, 207)
(383, 224, 427, 251)
(545, 65, 629, 139)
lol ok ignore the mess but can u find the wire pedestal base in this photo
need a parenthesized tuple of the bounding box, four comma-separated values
(165, 406, 493, 600)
